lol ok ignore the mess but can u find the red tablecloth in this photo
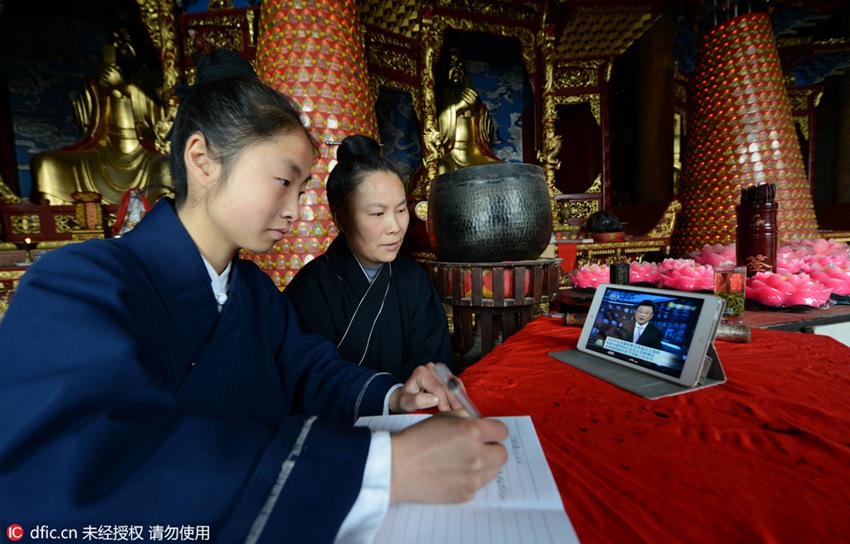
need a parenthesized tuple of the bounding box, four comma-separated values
(459, 317, 850, 544)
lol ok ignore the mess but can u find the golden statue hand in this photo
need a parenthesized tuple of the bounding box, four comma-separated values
(447, 88, 480, 114)
(97, 63, 128, 94)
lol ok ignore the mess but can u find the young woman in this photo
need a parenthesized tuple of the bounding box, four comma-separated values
(0, 42, 506, 543)
(284, 135, 454, 380)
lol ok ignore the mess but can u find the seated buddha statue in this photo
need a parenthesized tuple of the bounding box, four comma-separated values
(435, 45, 503, 176)
(30, 31, 170, 205)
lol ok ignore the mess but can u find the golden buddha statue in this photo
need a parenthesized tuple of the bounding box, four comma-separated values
(435, 45, 502, 176)
(30, 31, 170, 205)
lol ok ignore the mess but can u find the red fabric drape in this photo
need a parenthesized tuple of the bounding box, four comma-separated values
(460, 317, 850, 543)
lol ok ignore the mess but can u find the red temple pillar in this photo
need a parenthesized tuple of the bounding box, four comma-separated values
(673, 12, 819, 257)
(248, 0, 378, 288)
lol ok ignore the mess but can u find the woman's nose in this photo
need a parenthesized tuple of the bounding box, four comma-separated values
(387, 214, 402, 233)
(280, 193, 300, 220)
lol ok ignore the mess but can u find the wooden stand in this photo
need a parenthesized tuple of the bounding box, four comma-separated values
(427, 259, 561, 359)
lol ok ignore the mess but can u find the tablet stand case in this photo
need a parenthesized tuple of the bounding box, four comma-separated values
(549, 343, 726, 400)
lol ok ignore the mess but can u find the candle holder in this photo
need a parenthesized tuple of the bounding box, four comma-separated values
(13, 237, 36, 266)
(24, 237, 34, 263)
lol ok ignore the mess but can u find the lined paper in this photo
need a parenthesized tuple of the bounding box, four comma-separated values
(355, 415, 580, 544)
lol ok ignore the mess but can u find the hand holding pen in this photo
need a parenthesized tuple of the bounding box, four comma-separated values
(434, 362, 482, 418)
(388, 362, 483, 415)
(388, 364, 505, 504)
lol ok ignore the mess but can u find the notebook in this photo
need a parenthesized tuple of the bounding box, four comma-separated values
(356, 414, 579, 544)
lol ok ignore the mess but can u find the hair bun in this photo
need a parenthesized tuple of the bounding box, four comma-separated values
(337, 135, 381, 164)
(193, 49, 258, 85)
(175, 34, 258, 101)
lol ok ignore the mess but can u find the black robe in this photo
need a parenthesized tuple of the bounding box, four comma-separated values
(285, 234, 454, 380)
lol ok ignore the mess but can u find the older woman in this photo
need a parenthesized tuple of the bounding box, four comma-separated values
(284, 135, 455, 380)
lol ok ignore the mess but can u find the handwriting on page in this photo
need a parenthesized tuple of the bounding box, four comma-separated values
(355, 414, 579, 544)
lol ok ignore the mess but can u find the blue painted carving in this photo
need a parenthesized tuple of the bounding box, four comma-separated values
(375, 87, 421, 176)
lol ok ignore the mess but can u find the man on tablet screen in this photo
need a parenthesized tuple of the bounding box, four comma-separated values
(615, 300, 663, 349)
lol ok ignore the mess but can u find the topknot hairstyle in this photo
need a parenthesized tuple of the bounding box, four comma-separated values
(168, 30, 315, 208)
(336, 134, 382, 164)
(326, 135, 407, 220)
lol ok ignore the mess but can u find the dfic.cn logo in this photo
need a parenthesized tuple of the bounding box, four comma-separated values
(6, 524, 24, 541)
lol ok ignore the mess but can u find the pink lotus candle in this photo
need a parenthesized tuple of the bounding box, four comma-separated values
(630, 261, 660, 285)
(690, 243, 737, 268)
(807, 265, 850, 297)
(571, 264, 610, 289)
(658, 259, 715, 291)
(746, 271, 833, 307)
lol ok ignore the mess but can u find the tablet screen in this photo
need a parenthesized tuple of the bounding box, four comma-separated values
(582, 286, 706, 379)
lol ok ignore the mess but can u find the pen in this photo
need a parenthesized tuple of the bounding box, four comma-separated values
(434, 362, 482, 418)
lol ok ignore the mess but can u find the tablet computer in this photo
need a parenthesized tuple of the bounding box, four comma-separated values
(576, 283, 725, 388)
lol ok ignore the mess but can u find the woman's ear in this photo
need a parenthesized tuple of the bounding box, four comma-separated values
(330, 206, 344, 233)
(184, 133, 216, 188)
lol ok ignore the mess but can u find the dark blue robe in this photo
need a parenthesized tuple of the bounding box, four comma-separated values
(0, 200, 399, 543)
(284, 234, 454, 380)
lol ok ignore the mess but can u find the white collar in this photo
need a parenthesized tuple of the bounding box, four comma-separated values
(203, 257, 232, 312)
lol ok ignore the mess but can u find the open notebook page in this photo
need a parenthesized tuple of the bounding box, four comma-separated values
(355, 414, 580, 544)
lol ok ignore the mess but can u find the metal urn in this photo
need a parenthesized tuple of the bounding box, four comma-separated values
(427, 162, 552, 262)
